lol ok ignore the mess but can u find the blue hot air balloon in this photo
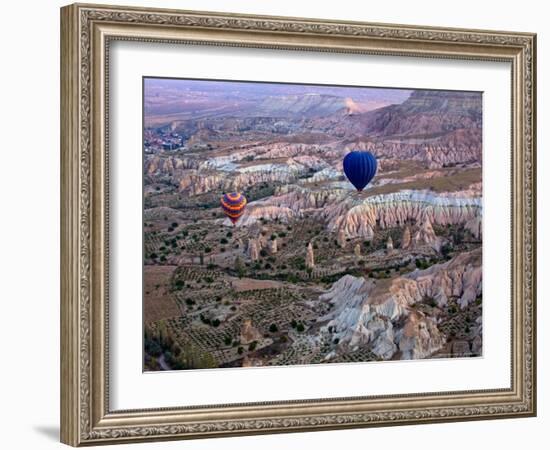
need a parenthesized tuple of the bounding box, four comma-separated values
(343, 151, 377, 191)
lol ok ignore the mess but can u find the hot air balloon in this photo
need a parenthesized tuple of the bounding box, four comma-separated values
(343, 151, 377, 191)
(220, 192, 247, 225)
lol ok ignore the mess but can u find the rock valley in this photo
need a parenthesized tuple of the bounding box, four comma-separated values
(143, 79, 483, 371)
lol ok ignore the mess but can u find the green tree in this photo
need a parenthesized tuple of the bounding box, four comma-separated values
(178, 343, 217, 369)
(234, 256, 245, 278)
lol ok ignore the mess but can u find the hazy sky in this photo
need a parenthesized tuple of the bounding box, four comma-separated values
(144, 77, 413, 105)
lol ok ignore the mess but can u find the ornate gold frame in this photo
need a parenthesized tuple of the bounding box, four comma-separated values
(60, 3, 537, 446)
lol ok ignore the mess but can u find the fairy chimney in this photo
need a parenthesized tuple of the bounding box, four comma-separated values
(248, 238, 260, 261)
(414, 218, 437, 247)
(306, 242, 315, 269)
(270, 238, 278, 254)
(401, 225, 412, 250)
(337, 229, 347, 248)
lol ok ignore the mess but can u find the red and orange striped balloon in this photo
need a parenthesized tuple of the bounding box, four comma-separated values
(220, 192, 247, 225)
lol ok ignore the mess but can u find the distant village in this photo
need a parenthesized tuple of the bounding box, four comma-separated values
(144, 129, 187, 153)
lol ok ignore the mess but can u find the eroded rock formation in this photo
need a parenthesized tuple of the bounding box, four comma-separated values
(319, 248, 481, 360)
(337, 228, 347, 249)
(306, 242, 315, 269)
(240, 319, 262, 344)
(401, 225, 412, 250)
(248, 239, 259, 261)
(238, 205, 296, 226)
(412, 218, 440, 251)
(328, 191, 482, 240)
(270, 238, 278, 254)
(406, 248, 482, 308)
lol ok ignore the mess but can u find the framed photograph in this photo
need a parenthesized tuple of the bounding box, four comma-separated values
(60, 3, 537, 446)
